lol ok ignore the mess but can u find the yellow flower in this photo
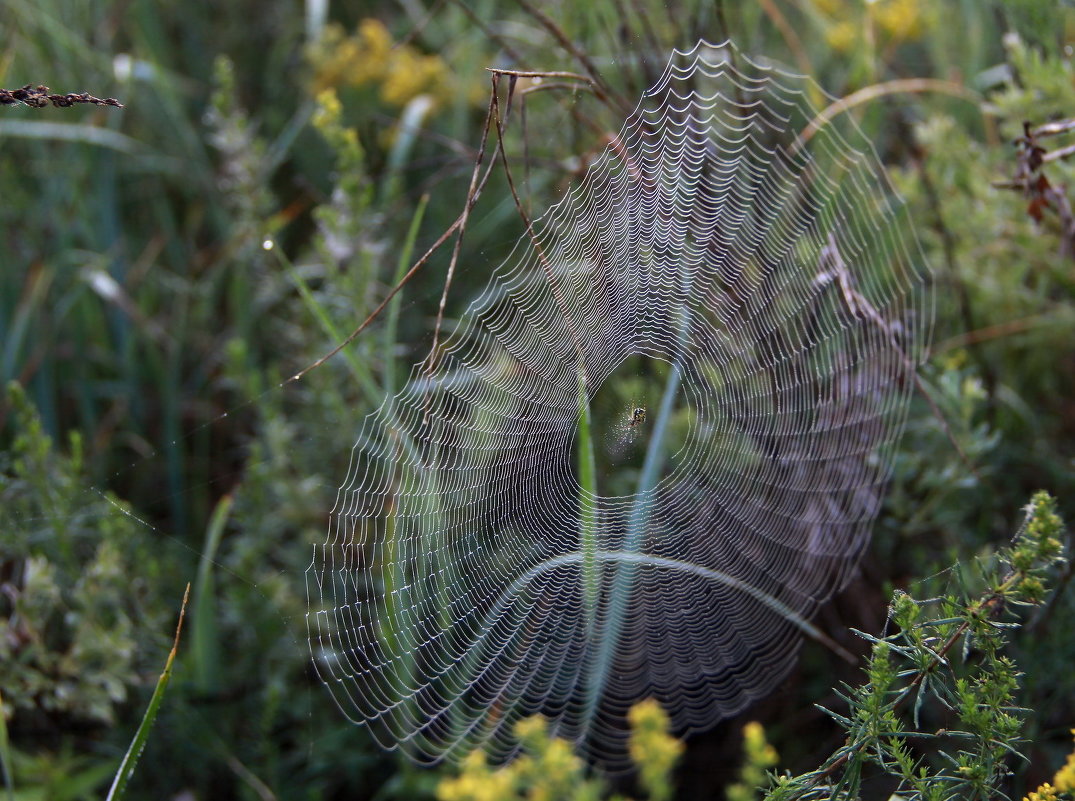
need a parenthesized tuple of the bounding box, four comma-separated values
(437, 749, 510, 801)
(872, 0, 925, 41)
(357, 18, 392, 63)
(743, 721, 779, 767)
(727, 722, 779, 801)
(743, 721, 765, 744)
(312, 88, 342, 132)
(812, 0, 845, 15)
(381, 49, 446, 107)
(514, 714, 547, 741)
(1024, 782, 1060, 801)
(541, 737, 581, 779)
(826, 20, 859, 54)
(627, 697, 669, 731)
(628, 699, 684, 801)
(309, 17, 451, 108)
(1053, 728, 1075, 791)
(1025, 729, 1075, 801)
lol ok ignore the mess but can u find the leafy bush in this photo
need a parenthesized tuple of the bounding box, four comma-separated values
(0, 382, 166, 729)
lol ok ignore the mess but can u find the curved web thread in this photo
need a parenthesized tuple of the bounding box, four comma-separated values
(306, 40, 932, 767)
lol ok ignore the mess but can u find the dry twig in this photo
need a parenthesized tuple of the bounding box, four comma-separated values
(994, 120, 1075, 260)
(1, 84, 123, 108)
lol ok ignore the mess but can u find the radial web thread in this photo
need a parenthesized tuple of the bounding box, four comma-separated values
(306, 40, 933, 767)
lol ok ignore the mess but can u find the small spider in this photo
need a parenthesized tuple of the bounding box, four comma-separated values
(627, 407, 647, 429)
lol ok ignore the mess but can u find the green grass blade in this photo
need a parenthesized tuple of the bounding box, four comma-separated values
(585, 360, 681, 726)
(383, 194, 429, 399)
(0, 120, 144, 154)
(381, 95, 435, 205)
(282, 254, 382, 405)
(585, 266, 693, 730)
(106, 583, 191, 801)
(192, 494, 232, 694)
(265, 101, 315, 173)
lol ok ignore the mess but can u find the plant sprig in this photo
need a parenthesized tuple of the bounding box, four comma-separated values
(1, 84, 123, 108)
(766, 492, 1067, 801)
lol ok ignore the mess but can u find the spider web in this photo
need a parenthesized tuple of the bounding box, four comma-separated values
(306, 40, 932, 767)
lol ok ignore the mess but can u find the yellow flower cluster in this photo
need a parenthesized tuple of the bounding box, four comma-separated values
(726, 721, 780, 801)
(308, 18, 449, 107)
(437, 750, 518, 801)
(436, 715, 594, 801)
(436, 700, 683, 801)
(312, 88, 355, 147)
(816, 0, 931, 54)
(1026, 784, 1060, 801)
(826, 20, 859, 55)
(628, 699, 684, 801)
(1024, 729, 1075, 801)
(310, 88, 364, 174)
(742, 721, 779, 768)
(1057, 754, 1075, 790)
(872, 0, 925, 40)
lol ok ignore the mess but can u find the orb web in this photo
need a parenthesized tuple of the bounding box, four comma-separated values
(306, 40, 932, 767)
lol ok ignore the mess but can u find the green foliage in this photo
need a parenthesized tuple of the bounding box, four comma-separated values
(205, 54, 279, 265)
(991, 32, 1075, 127)
(877, 26, 1075, 612)
(0, 382, 165, 728)
(435, 699, 682, 801)
(765, 492, 1067, 801)
(105, 585, 188, 801)
(997, 0, 1071, 57)
(0, 382, 166, 798)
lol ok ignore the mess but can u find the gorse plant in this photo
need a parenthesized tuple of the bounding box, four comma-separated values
(0, 382, 169, 799)
(763, 491, 1067, 801)
(424, 491, 1065, 801)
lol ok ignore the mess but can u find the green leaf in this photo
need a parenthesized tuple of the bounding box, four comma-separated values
(105, 584, 190, 801)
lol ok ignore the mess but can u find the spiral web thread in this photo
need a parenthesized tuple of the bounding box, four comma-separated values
(306, 40, 932, 767)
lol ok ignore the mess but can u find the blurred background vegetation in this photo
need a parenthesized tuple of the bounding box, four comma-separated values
(3, 0, 1075, 798)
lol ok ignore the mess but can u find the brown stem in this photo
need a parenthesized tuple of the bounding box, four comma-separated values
(791, 78, 982, 156)
(512, 0, 628, 114)
(1, 84, 124, 108)
(490, 74, 587, 371)
(423, 78, 502, 381)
